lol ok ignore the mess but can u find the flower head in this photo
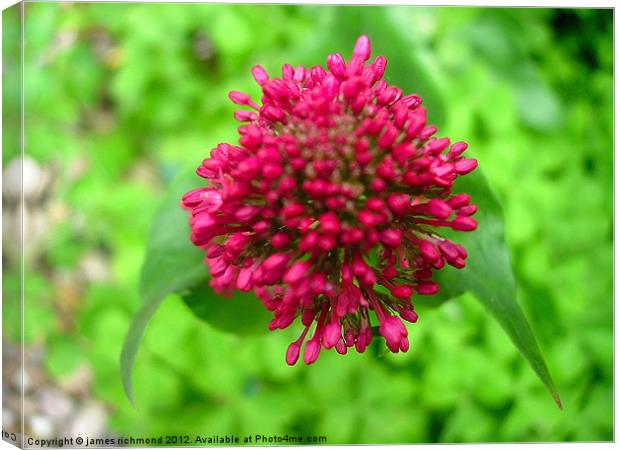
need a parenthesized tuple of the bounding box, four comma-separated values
(182, 36, 478, 364)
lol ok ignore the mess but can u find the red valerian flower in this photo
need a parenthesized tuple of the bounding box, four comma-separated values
(182, 36, 478, 365)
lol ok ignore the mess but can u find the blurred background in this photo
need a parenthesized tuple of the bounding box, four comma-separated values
(2, 4, 613, 444)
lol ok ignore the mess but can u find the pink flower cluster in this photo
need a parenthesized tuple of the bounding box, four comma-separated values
(182, 36, 478, 365)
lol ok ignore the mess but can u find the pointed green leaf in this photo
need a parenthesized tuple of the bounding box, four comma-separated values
(435, 169, 562, 409)
(120, 170, 208, 405)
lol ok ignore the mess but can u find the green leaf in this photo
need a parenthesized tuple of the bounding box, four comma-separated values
(120, 170, 208, 405)
(435, 169, 562, 409)
(182, 284, 272, 336)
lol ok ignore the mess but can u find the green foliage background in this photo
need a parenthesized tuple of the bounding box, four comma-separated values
(3, 4, 613, 443)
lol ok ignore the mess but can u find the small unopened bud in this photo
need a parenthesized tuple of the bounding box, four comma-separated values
(451, 216, 478, 231)
(261, 253, 290, 285)
(390, 284, 414, 300)
(379, 316, 407, 353)
(335, 339, 347, 355)
(399, 309, 419, 323)
(353, 35, 371, 61)
(319, 211, 341, 234)
(449, 141, 468, 157)
(327, 53, 347, 78)
(303, 339, 321, 365)
(379, 229, 402, 247)
(426, 199, 453, 219)
(284, 261, 310, 285)
(286, 342, 301, 365)
(454, 158, 478, 175)
(322, 321, 342, 349)
(419, 240, 440, 262)
(251, 65, 269, 85)
(369, 55, 387, 82)
(416, 281, 439, 295)
(448, 193, 471, 208)
(228, 90, 251, 105)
